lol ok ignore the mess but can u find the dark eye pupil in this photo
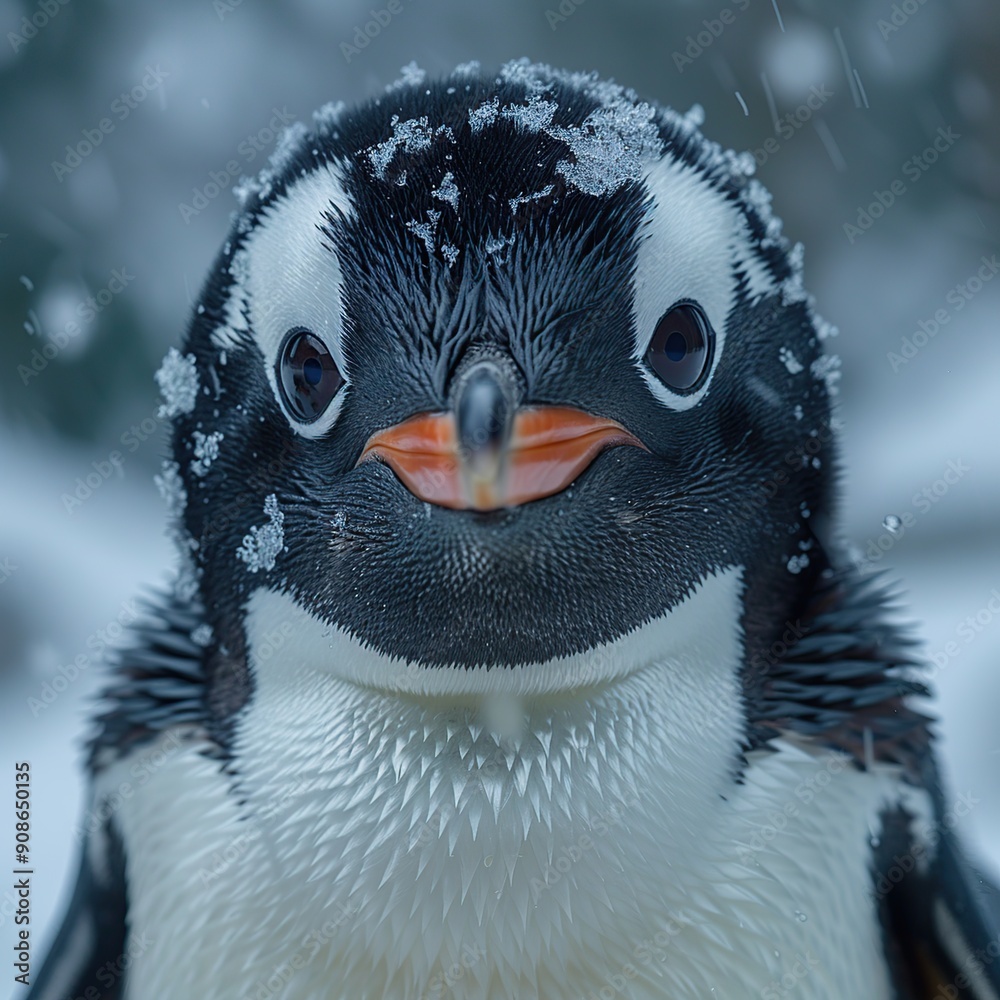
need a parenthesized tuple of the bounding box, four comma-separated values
(277, 329, 344, 422)
(664, 330, 688, 363)
(302, 356, 323, 386)
(645, 302, 715, 393)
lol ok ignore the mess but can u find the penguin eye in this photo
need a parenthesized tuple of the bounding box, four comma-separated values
(645, 302, 715, 394)
(276, 328, 344, 422)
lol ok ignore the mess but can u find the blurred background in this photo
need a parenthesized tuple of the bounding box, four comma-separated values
(1, 0, 997, 977)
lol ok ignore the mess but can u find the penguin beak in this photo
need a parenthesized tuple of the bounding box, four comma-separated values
(358, 385, 645, 512)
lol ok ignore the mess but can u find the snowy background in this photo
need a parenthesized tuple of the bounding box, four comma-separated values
(1, 0, 998, 984)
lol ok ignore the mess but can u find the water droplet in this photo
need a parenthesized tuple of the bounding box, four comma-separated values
(794, 910, 808, 922)
(883, 514, 902, 534)
(484, 855, 494, 868)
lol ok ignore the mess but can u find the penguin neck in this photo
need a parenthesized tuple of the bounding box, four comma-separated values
(228, 570, 748, 981)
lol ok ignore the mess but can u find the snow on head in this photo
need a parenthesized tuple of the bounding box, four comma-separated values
(367, 116, 454, 180)
(468, 98, 499, 133)
(431, 172, 460, 211)
(155, 348, 199, 419)
(191, 430, 224, 477)
(499, 96, 558, 132)
(237, 494, 286, 573)
(550, 101, 662, 197)
(388, 61, 426, 91)
(154, 459, 187, 519)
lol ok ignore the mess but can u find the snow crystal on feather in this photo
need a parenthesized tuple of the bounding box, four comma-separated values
(388, 61, 426, 91)
(406, 210, 441, 255)
(452, 60, 481, 78)
(509, 184, 555, 214)
(237, 494, 285, 573)
(154, 459, 187, 519)
(549, 101, 662, 197)
(779, 347, 804, 375)
(811, 354, 842, 396)
(432, 172, 460, 211)
(191, 430, 224, 477)
(190, 623, 214, 648)
(367, 117, 454, 180)
(499, 96, 557, 132)
(155, 348, 199, 419)
(468, 98, 499, 133)
(312, 101, 347, 132)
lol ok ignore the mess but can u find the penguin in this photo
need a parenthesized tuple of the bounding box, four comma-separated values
(29, 59, 1000, 1000)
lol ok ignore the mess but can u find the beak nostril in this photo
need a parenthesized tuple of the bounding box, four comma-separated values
(456, 364, 514, 477)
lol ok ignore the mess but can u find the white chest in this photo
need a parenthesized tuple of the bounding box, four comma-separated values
(105, 572, 923, 999)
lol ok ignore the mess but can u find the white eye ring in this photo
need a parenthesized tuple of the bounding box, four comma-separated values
(237, 162, 355, 437)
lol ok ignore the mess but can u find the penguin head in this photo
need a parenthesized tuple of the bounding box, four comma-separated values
(160, 60, 839, 686)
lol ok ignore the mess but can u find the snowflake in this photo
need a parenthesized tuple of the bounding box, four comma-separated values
(237, 494, 286, 573)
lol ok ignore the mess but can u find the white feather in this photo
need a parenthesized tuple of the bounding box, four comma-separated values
(104, 567, 928, 999)
(631, 155, 778, 413)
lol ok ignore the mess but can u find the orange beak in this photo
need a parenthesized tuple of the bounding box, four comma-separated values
(358, 406, 645, 511)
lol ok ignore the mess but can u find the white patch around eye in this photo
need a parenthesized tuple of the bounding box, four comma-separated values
(241, 162, 355, 438)
(632, 156, 778, 412)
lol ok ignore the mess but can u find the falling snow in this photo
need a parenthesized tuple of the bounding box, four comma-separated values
(237, 494, 286, 573)
(155, 348, 199, 419)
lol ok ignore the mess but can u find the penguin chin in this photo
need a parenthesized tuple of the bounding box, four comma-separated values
(242, 565, 744, 699)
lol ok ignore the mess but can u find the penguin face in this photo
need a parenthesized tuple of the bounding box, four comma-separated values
(167, 61, 837, 674)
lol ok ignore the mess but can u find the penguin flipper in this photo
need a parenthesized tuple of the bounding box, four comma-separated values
(26, 824, 127, 1000)
(879, 811, 1000, 999)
